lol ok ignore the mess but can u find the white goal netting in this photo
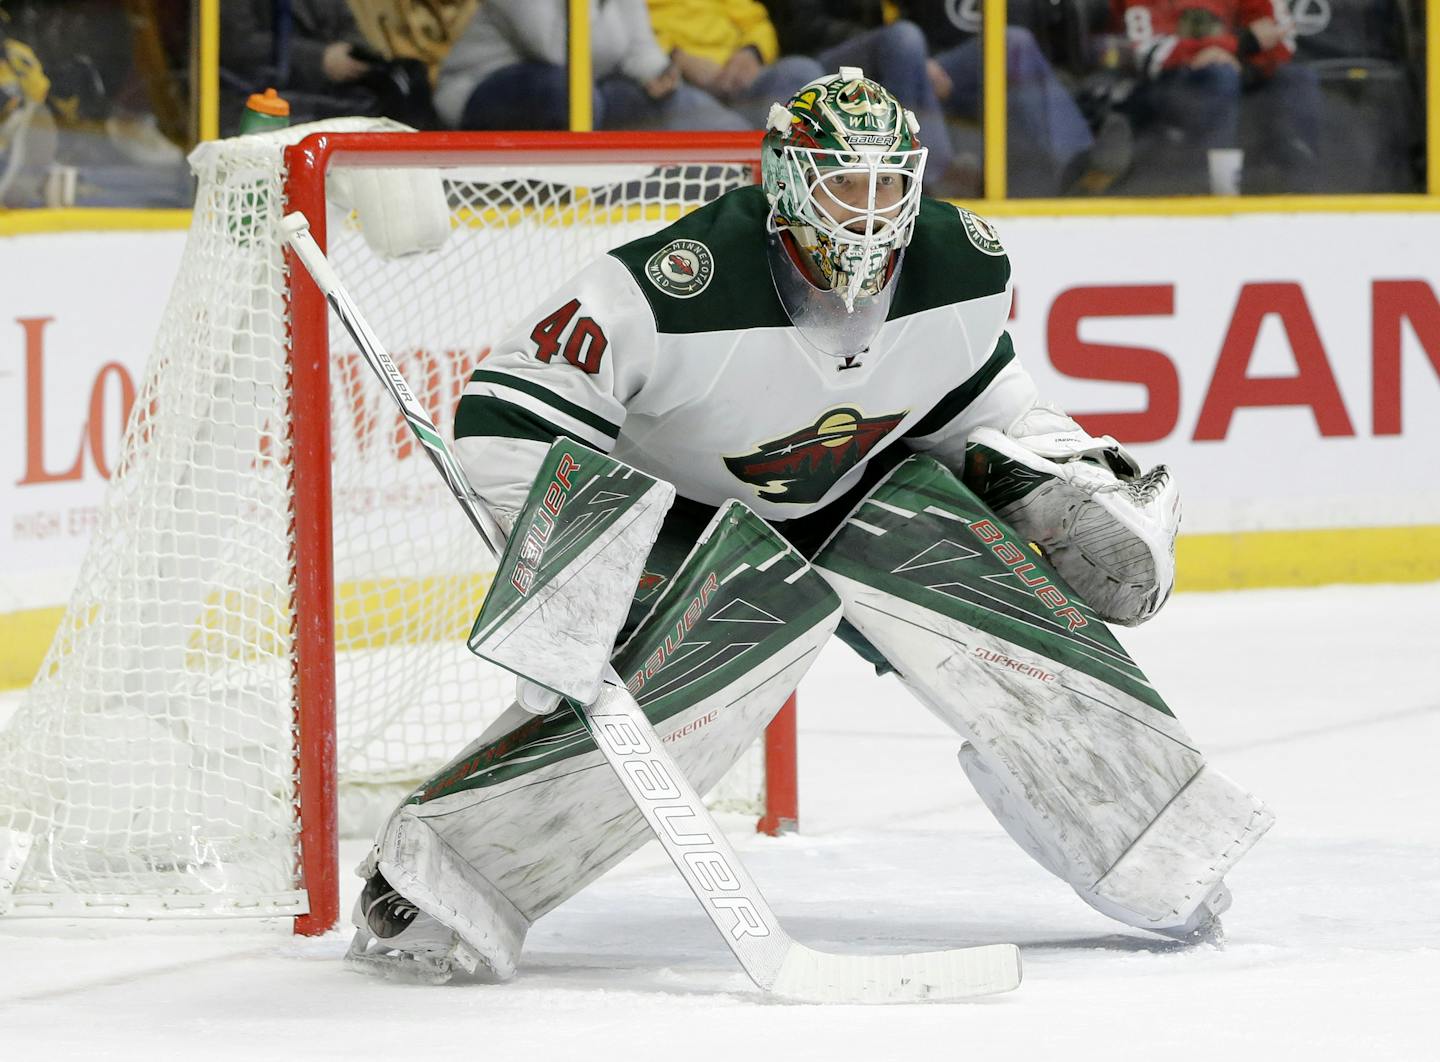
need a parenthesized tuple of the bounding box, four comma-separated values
(0, 120, 762, 922)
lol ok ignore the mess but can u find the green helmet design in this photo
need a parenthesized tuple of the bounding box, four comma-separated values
(761, 67, 927, 312)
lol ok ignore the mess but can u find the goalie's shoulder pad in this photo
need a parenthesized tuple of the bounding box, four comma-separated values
(966, 425, 1180, 626)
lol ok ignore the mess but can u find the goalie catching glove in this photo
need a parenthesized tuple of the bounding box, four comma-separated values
(965, 405, 1180, 626)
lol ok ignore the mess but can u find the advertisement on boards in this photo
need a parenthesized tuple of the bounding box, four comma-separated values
(3, 213, 1438, 628)
(1001, 214, 1440, 536)
(3, 231, 180, 615)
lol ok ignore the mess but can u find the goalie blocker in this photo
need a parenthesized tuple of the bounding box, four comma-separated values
(962, 404, 1182, 627)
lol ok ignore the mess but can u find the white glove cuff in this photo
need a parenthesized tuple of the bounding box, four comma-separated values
(1007, 403, 1141, 479)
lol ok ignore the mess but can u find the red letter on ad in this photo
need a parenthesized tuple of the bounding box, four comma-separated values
(1372, 280, 1440, 436)
(1047, 286, 1179, 444)
(1194, 282, 1354, 440)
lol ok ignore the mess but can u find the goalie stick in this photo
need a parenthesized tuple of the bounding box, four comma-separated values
(281, 210, 1021, 1003)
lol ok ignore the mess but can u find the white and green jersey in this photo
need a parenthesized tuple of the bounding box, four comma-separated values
(454, 186, 1042, 527)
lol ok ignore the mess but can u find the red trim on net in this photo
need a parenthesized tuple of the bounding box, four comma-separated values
(285, 136, 340, 937)
(278, 131, 786, 932)
(296, 129, 764, 170)
(758, 693, 799, 836)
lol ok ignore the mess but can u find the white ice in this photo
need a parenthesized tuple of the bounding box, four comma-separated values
(4, 582, 1437, 1061)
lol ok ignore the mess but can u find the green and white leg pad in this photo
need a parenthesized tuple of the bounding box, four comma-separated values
(361, 502, 841, 980)
(813, 455, 1272, 938)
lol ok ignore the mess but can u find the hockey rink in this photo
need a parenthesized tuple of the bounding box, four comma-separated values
(3, 580, 1437, 1060)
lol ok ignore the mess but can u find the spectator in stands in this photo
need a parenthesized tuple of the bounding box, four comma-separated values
(645, 0, 823, 128)
(1118, 0, 1322, 194)
(763, 0, 957, 193)
(437, 0, 747, 131)
(897, 0, 1131, 196)
(0, 24, 56, 207)
(2, 0, 190, 206)
(221, 0, 403, 133)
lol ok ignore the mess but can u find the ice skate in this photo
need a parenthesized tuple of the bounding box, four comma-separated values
(344, 867, 483, 984)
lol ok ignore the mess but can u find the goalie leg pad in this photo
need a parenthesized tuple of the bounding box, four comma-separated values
(957, 743, 1271, 933)
(813, 454, 1272, 935)
(368, 501, 841, 971)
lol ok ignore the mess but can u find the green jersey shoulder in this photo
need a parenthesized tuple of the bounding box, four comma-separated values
(608, 186, 789, 335)
(608, 186, 1012, 335)
(889, 199, 1012, 318)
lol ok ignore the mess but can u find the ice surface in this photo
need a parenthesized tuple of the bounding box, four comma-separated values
(4, 583, 1437, 1060)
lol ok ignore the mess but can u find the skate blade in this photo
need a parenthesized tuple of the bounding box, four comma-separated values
(343, 929, 457, 985)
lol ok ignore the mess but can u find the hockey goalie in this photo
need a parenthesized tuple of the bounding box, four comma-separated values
(347, 69, 1274, 982)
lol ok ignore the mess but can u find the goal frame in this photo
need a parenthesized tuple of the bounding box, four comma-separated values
(282, 130, 796, 936)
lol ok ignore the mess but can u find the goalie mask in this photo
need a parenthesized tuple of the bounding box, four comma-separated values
(761, 68, 927, 358)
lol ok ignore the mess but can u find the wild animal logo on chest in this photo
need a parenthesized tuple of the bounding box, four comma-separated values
(723, 406, 906, 505)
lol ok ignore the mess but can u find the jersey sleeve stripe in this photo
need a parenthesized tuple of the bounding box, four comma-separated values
(904, 332, 1017, 442)
(454, 393, 613, 452)
(467, 369, 622, 440)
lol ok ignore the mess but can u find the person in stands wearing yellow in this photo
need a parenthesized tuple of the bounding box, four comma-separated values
(647, 0, 823, 125)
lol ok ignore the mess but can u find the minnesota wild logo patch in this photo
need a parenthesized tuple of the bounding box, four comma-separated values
(645, 239, 714, 299)
(634, 569, 668, 602)
(958, 208, 1004, 256)
(724, 406, 907, 505)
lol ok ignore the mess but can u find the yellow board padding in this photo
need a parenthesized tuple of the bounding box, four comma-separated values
(949, 194, 1440, 218)
(4, 196, 703, 242)
(9, 195, 1439, 242)
(446, 198, 703, 232)
(0, 573, 495, 693)
(180, 573, 497, 664)
(0, 605, 66, 689)
(1175, 525, 1440, 591)
(332, 573, 494, 652)
(0, 208, 192, 236)
(5, 189, 1436, 241)
(1, 531, 1436, 693)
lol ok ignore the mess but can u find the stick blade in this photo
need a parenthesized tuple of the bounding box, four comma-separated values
(769, 942, 1021, 1003)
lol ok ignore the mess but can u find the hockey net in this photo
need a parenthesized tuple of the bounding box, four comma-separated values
(0, 122, 795, 934)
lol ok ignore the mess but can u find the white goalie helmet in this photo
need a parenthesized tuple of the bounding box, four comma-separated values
(761, 68, 928, 315)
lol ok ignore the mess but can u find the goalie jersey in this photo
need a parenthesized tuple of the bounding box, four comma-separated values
(454, 185, 1042, 527)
